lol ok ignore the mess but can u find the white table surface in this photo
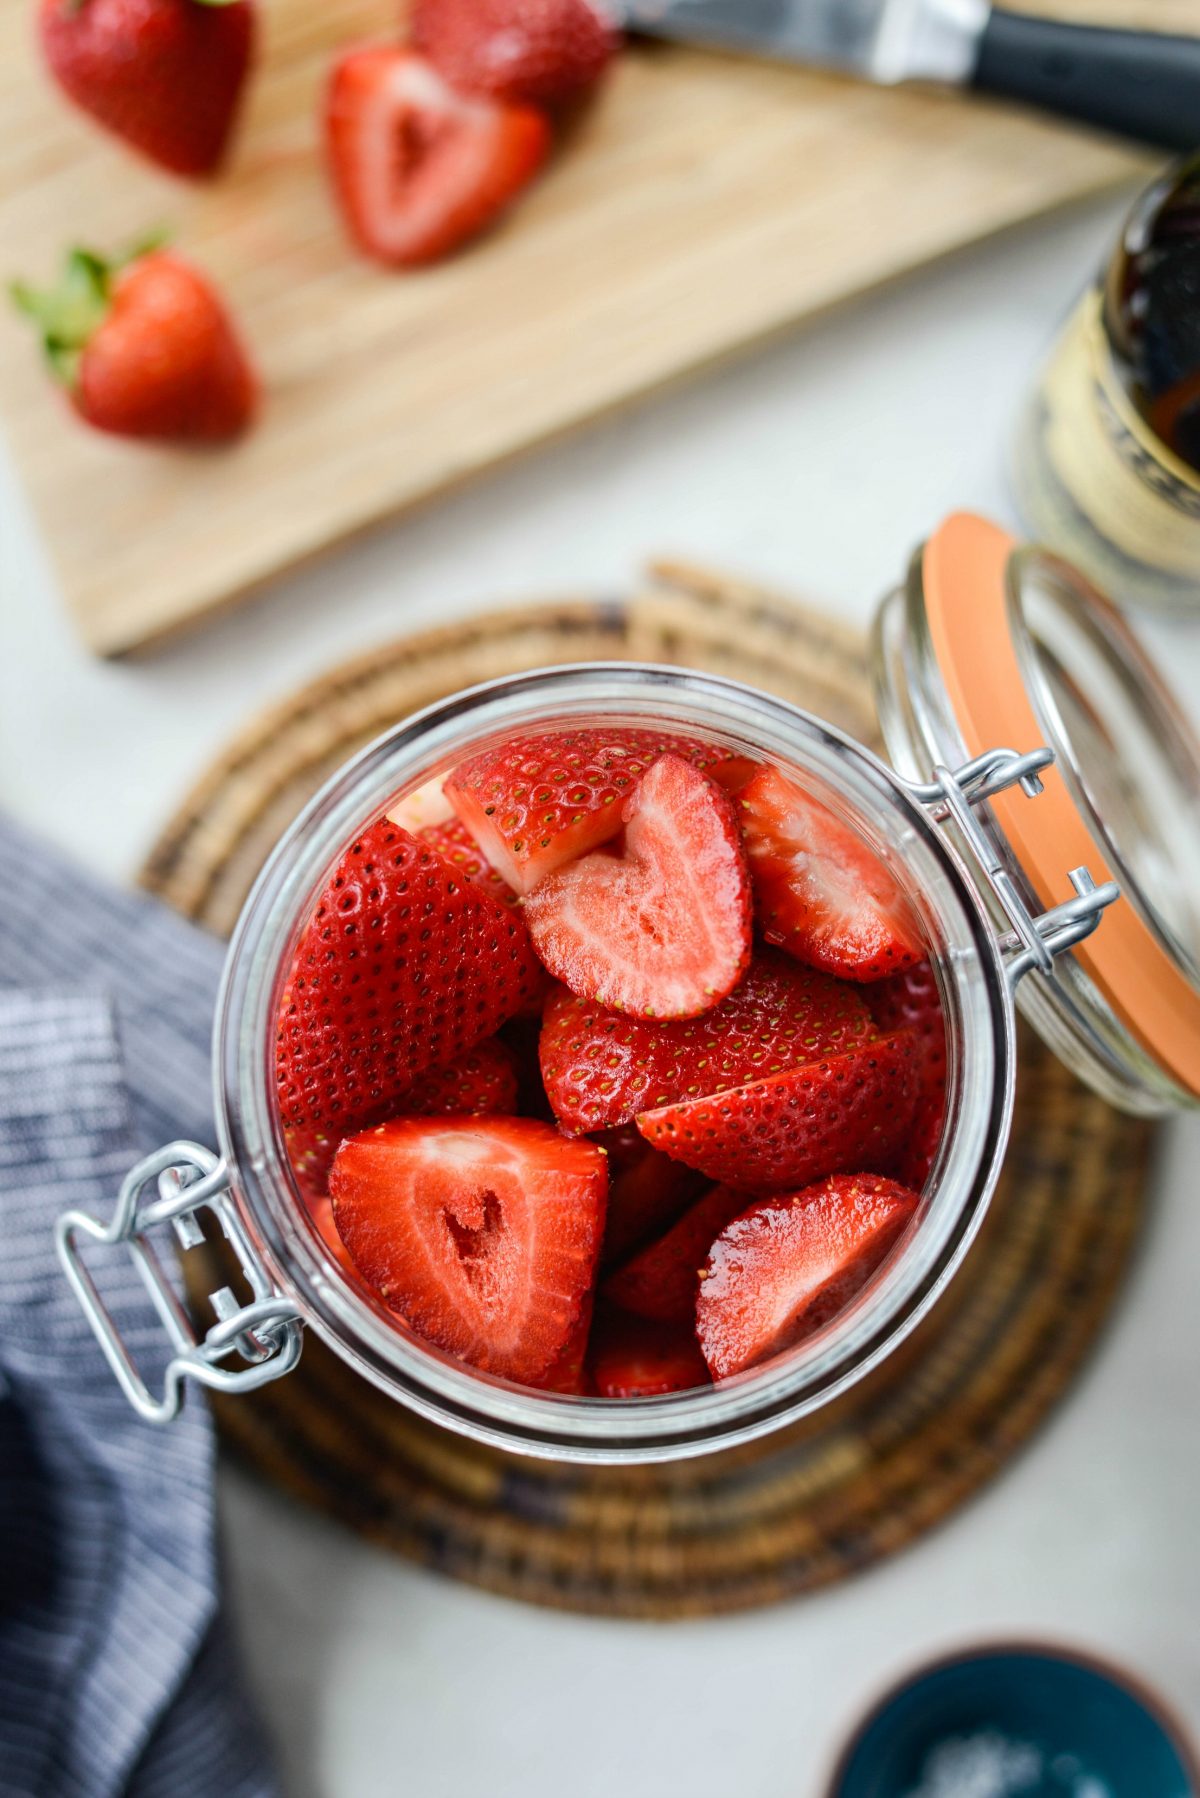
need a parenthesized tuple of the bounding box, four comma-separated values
(4, 189, 1200, 1798)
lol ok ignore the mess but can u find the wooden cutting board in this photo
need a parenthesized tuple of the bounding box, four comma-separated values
(0, 1, 1172, 657)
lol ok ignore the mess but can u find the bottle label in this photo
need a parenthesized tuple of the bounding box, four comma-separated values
(1035, 290, 1200, 580)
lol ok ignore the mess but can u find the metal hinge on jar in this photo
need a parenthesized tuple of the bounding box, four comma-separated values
(908, 747, 1120, 990)
(56, 1142, 303, 1425)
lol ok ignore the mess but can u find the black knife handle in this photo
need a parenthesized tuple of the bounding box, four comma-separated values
(972, 9, 1200, 151)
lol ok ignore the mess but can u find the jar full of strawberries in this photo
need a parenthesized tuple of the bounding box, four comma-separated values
(58, 514, 1200, 1462)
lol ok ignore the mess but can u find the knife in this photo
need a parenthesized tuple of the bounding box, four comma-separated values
(609, 0, 1200, 151)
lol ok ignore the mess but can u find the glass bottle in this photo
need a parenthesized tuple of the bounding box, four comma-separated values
(1014, 155, 1200, 612)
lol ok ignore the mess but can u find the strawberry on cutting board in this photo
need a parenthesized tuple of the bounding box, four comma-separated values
(524, 754, 753, 1020)
(412, 0, 619, 107)
(637, 1031, 919, 1192)
(13, 244, 257, 442)
(275, 816, 544, 1187)
(444, 726, 753, 896)
(330, 1116, 608, 1383)
(38, 0, 254, 177)
(539, 950, 875, 1136)
(324, 46, 552, 267)
(739, 766, 922, 983)
(696, 1174, 919, 1378)
(588, 1305, 711, 1399)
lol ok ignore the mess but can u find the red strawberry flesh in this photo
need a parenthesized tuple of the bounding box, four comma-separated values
(588, 1306, 711, 1399)
(445, 726, 754, 896)
(592, 1125, 708, 1269)
(539, 950, 875, 1135)
(603, 1183, 748, 1325)
(275, 817, 544, 1189)
(739, 765, 922, 982)
(524, 754, 753, 1019)
(330, 1116, 607, 1383)
(696, 1173, 919, 1379)
(530, 1296, 594, 1395)
(324, 47, 551, 268)
(637, 1031, 919, 1192)
(413, 0, 618, 106)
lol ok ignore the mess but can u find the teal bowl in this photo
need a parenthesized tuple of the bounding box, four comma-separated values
(829, 1645, 1199, 1797)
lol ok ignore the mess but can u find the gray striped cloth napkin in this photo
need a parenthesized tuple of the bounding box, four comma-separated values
(0, 817, 279, 1798)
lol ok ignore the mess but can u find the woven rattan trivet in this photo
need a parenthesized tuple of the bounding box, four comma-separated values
(140, 561, 1155, 1620)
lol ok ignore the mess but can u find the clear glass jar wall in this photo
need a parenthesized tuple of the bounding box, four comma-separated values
(214, 666, 1015, 1463)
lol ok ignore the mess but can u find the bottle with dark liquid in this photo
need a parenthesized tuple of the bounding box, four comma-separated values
(1015, 156, 1200, 612)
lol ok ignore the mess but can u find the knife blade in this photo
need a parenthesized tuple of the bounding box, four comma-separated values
(610, 0, 989, 86)
(608, 0, 1200, 150)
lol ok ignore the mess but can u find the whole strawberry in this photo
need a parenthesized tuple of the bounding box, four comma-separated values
(39, 0, 254, 178)
(13, 243, 257, 441)
(412, 0, 618, 107)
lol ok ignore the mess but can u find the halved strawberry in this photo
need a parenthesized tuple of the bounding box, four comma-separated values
(588, 1306, 711, 1398)
(637, 1031, 919, 1192)
(275, 817, 544, 1188)
(524, 755, 753, 1019)
(867, 960, 947, 1188)
(593, 1125, 708, 1269)
(445, 726, 754, 896)
(539, 950, 875, 1135)
(739, 766, 922, 982)
(413, 0, 619, 107)
(330, 1116, 607, 1383)
(395, 1035, 519, 1117)
(696, 1173, 919, 1379)
(603, 1183, 747, 1325)
(324, 46, 551, 268)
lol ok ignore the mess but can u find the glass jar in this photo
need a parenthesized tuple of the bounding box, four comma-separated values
(1013, 155, 1200, 613)
(58, 514, 1200, 1465)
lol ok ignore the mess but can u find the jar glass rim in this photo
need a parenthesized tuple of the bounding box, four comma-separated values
(214, 663, 1014, 1463)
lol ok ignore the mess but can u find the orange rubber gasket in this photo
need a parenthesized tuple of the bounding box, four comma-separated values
(922, 511, 1200, 1097)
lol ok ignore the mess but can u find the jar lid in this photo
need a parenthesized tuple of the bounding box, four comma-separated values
(920, 512, 1200, 1102)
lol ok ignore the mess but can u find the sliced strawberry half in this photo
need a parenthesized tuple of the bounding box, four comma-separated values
(395, 1035, 520, 1118)
(325, 46, 551, 268)
(445, 726, 754, 896)
(275, 817, 544, 1192)
(603, 1183, 748, 1325)
(524, 754, 753, 1020)
(592, 1124, 708, 1269)
(637, 1031, 919, 1192)
(588, 1306, 711, 1399)
(867, 959, 947, 1188)
(739, 765, 922, 982)
(330, 1116, 607, 1383)
(539, 949, 875, 1135)
(696, 1173, 919, 1379)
